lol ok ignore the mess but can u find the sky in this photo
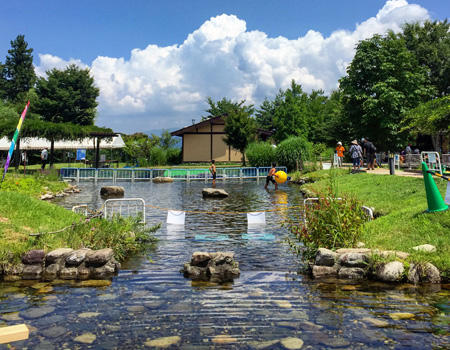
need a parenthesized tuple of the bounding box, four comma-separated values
(0, 0, 448, 133)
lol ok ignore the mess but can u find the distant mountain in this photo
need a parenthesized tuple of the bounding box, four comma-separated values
(142, 128, 178, 137)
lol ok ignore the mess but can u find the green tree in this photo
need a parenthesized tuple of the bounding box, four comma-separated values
(35, 64, 99, 125)
(222, 103, 256, 165)
(204, 97, 253, 119)
(339, 32, 434, 151)
(0, 35, 36, 103)
(401, 20, 450, 97)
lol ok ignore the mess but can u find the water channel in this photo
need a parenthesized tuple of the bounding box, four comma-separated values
(0, 180, 448, 349)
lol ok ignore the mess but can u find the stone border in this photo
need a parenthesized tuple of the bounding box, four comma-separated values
(0, 248, 120, 281)
(40, 184, 81, 200)
(311, 248, 441, 283)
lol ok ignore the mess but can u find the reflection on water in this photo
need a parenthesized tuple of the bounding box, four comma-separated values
(0, 180, 448, 349)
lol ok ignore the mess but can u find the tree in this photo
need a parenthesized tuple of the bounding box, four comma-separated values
(35, 64, 99, 125)
(339, 32, 434, 151)
(0, 35, 36, 103)
(401, 20, 450, 97)
(204, 97, 253, 119)
(222, 103, 256, 165)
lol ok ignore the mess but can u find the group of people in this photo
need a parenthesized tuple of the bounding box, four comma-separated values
(336, 138, 377, 172)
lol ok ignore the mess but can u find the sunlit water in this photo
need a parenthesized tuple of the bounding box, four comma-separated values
(0, 180, 448, 349)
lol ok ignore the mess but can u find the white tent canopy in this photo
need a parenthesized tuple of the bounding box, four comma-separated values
(0, 134, 125, 151)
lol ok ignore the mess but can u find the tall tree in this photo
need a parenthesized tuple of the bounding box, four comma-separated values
(35, 64, 99, 125)
(339, 32, 434, 151)
(401, 20, 450, 97)
(204, 97, 253, 119)
(0, 35, 36, 103)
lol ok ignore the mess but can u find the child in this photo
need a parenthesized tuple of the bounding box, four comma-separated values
(265, 163, 278, 190)
(209, 159, 216, 185)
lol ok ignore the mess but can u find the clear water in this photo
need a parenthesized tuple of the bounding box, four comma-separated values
(0, 180, 448, 349)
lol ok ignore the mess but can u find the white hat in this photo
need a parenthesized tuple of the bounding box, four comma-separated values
(337, 141, 342, 145)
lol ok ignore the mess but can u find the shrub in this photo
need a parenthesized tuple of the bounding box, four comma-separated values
(167, 148, 182, 165)
(275, 136, 312, 171)
(149, 147, 167, 166)
(246, 142, 276, 167)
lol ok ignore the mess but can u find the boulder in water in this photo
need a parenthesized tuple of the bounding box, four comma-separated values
(202, 188, 229, 198)
(182, 251, 239, 283)
(100, 186, 124, 198)
(152, 177, 174, 183)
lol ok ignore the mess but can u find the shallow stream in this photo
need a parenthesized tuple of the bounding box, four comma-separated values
(0, 180, 448, 349)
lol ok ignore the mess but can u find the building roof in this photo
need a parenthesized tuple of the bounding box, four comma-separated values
(0, 134, 125, 151)
(171, 116, 224, 136)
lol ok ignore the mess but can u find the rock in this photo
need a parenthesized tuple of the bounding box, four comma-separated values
(91, 261, 116, 278)
(212, 334, 237, 344)
(191, 252, 212, 267)
(79, 312, 101, 318)
(59, 267, 78, 279)
(280, 337, 304, 349)
(21, 306, 55, 319)
(85, 248, 114, 267)
(22, 264, 43, 280)
(42, 263, 60, 280)
(74, 332, 97, 344)
(312, 265, 338, 278)
(315, 248, 338, 266)
(202, 188, 229, 198)
(339, 252, 369, 268)
(152, 177, 174, 183)
(408, 263, 441, 284)
(128, 305, 146, 313)
(372, 249, 409, 260)
(211, 251, 234, 265)
(100, 186, 125, 198)
(389, 312, 415, 320)
(78, 279, 112, 287)
(182, 263, 207, 280)
(66, 248, 91, 266)
(40, 193, 54, 200)
(319, 337, 350, 348)
(145, 335, 181, 347)
(1, 312, 22, 321)
(42, 326, 67, 338)
(362, 317, 389, 327)
(338, 267, 365, 280)
(247, 340, 280, 349)
(412, 244, 436, 253)
(376, 261, 404, 282)
(336, 248, 371, 254)
(208, 264, 240, 283)
(77, 264, 92, 279)
(46, 248, 73, 265)
(22, 250, 45, 265)
(3, 263, 24, 276)
(274, 300, 292, 308)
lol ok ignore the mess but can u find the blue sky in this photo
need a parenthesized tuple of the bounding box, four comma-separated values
(0, 0, 448, 133)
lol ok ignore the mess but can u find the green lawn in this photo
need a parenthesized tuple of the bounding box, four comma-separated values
(301, 171, 450, 276)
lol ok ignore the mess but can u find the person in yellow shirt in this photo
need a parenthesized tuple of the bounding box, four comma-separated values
(335, 142, 345, 167)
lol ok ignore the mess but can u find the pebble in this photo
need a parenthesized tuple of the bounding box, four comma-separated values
(247, 339, 279, 349)
(145, 335, 181, 348)
(42, 326, 67, 338)
(274, 300, 292, 308)
(78, 312, 101, 318)
(21, 306, 55, 319)
(74, 332, 97, 344)
(98, 293, 117, 300)
(1, 312, 22, 321)
(78, 280, 112, 287)
(389, 312, 415, 320)
(128, 305, 146, 313)
(280, 337, 304, 349)
(362, 317, 389, 327)
(212, 334, 237, 344)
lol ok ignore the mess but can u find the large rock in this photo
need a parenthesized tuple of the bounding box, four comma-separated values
(312, 265, 338, 278)
(66, 248, 91, 267)
(376, 261, 404, 282)
(152, 177, 174, 183)
(339, 252, 369, 268)
(91, 261, 117, 279)
(100, 186, 124, 198)
(85, 248, 114, 267)
(60, 267, 78, 280)
(338, 267, 365, 280)
(46, 248, 73, 265)
(22, 265, 43, 280)
(412, 244, 436, 253)
(408, 263, 440, 284)
(315, 248, 338, 266)
(182, 251, 239, 283)
(22, 250, 45, 265)
(42, 263, 60, 281)
(191, 252, 212, 267)
(202, 188, 229, 198)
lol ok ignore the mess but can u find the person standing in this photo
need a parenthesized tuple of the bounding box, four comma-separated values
(335, 142, 345, 167)
(264, 163, 278, 190)
(209, 159, 216, 185)
(362, 138, 376, 170)
(349, 140, 363, 173)
(41, 148, 48, 171)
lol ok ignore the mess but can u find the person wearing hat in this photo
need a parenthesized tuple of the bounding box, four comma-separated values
(349, 140, 363, 172)
(41, 148, 48, 171)
(335, 142, 345, 167)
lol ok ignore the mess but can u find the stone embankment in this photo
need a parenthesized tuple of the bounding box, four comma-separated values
(0, 248, 120, 281)
(40, 184, 81, 200)
(311, 247, 441, 283)
(182, 251, 240, 283)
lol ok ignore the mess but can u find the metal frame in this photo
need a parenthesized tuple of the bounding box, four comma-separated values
(103, 198, 146, 223)
(421, 152, 442, 175)
(71, 204, 89, 216)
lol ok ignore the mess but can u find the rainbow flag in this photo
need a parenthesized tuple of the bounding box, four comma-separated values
(1, 101, 30, 184)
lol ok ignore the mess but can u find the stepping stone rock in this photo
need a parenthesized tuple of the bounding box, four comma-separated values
(46, 248, 73, 265)
(152, 177, 174, 183)
(407, 263, 440, 284)
(412, 244, 436, 253)
(338, 267, 365, 280)
(74, 332, 97, 344)
(100, 186, 124, 198)
(280, 337, 304, 349)
(315, 248, 338, 266)
(312, 265, 338, 278)
(202, 188, 229, 198)
(22, 250, 45, 265)
(339, 252, 369, 268)
(85, 248, 114, 267)
(145, 335, 181, 347)
(376, 261, 404, 282)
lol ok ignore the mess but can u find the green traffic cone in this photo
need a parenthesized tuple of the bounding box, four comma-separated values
(422, 162, 448, 213)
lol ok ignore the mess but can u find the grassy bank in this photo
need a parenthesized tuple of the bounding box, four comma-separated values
(300, 170, 449, 276)
(0, 174, 158, 265)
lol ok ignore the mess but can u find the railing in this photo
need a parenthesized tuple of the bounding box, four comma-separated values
(103, 198, 146, 223)
(60, 166, 288, 182)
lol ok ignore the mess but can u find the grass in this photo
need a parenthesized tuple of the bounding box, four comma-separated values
(0, 172, 67, 197)
(301, 171, 450, 276)
(0, 174, 159, 265)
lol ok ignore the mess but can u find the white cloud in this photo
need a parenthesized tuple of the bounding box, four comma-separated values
(35, 0, 430, 132)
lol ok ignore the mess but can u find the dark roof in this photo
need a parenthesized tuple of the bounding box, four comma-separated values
(171, 116, 225, 136)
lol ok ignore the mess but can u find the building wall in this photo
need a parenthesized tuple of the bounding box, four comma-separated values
(183, 134, 210, 162)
